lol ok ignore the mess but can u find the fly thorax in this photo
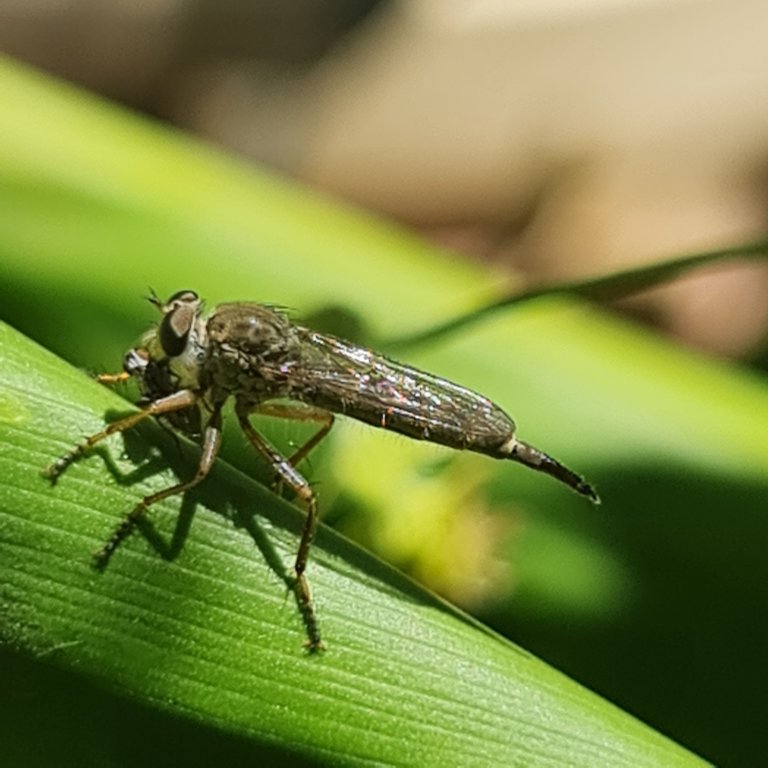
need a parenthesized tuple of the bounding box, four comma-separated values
(202, 303, 301, 400)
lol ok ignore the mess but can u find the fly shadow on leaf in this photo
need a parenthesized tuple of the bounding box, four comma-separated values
(70, 404, 503, 651)
(78, 406, 322, 644)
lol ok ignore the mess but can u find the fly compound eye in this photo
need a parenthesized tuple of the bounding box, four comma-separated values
(159, 299, 197, 358)
(123, 347, 149, 376)
(165, 290, 198, 309)
(148, 289, 199, 314)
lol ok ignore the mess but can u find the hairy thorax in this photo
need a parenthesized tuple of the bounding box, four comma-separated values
(204, 302, 301, 406)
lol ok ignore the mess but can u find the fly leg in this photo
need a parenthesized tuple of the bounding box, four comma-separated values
(95, 404, 223, 569)
(43, 390, 223, 567)
(237, 405, 324, 652)
(255, 403, 334, 492)
(96, 371, 131, 385)
(44, 389, 200, 483)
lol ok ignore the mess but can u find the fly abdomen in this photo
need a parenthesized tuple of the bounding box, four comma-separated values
(499, 436, 600, 503)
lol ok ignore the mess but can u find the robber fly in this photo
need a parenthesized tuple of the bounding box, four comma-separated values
(45, 290, 598, 651)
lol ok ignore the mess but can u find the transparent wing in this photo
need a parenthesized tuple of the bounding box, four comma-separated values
(259, 328, 515, 451)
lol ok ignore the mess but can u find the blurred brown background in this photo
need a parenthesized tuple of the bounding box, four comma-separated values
(3, 0, 767, 355)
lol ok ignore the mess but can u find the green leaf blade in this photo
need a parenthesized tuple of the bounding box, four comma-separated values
(0, 321, 708, 766)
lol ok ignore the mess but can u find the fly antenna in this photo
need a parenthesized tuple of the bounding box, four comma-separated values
(146, 287, 162, 310)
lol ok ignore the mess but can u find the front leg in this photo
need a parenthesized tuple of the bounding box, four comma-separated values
(95, 404, 223, 569)
(44, 389, 200, 483)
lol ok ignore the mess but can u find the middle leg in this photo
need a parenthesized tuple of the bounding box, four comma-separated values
(237, 406, 324, 651)
(254, 402, 335, 468)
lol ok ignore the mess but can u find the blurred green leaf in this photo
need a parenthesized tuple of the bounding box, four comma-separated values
(390, 239, 768, 348)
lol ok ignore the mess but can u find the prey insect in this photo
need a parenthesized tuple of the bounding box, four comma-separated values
(45, 290, 598, 651)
